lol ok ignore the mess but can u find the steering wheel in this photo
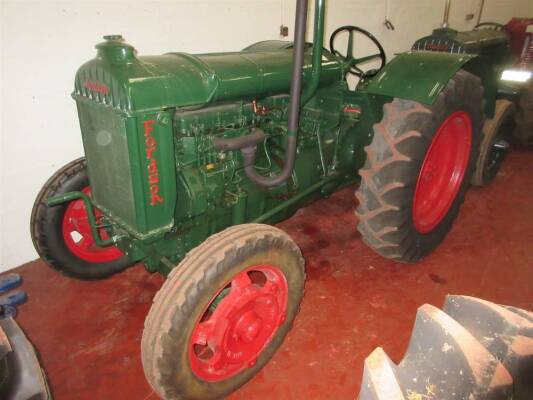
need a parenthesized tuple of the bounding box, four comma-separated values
(329, 25, 386, 78)
(474, 22, 505, 31)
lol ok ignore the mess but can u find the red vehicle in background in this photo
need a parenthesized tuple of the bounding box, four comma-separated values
(505, 17, 533, 66)
(504, 18, 533, 146)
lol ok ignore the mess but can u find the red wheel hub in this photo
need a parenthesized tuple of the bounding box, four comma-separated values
(189, 265, 288, 382)
(62, 186, 124, 263)
(413, 111, 472, 233)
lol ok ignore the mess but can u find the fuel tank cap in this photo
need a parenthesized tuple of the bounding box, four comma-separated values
(103, 34, 123, 41)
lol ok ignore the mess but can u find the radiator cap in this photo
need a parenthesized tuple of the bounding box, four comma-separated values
(96, 34, 136, 64)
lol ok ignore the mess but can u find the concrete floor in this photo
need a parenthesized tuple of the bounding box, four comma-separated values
(7, 148, 533, 400)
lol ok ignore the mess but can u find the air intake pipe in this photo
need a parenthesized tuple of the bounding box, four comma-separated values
(214, 0, 325, 188)
(442, 0, 451, 28)
(476, 0, 485, 26)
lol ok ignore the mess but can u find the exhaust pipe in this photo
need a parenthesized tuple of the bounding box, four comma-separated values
(215, 0, 325, 188)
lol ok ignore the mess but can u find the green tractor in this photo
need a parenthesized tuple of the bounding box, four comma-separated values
(30, 0, 512, 398)
(410, 0, 533, 185)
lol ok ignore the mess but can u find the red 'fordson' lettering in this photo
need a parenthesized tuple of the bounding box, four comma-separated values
(425, 43, 451, 52)
(84, 80, 110, 95)
(143, 120, 164, 206)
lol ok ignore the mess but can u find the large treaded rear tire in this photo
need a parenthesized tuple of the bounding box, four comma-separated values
(141, 224, 305, 400)
(30, 158, 133, 280)
(358, 295, 533, 400)
(355, 70, 484, 263)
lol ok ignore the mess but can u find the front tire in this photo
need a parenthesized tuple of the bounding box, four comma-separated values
(30, 158, 133, 280)
(355, 70, 484, 262)
(141, 224, 305, 400)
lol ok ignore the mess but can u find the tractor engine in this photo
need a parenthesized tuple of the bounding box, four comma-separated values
(72, 35, 356, 268)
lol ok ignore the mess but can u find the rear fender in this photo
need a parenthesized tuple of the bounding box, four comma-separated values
(366, 52, 496, 117)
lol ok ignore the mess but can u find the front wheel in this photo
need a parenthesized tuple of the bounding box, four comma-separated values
(30, 158, 133, 280)
(355, 70, 484, 262)
(141, 224, 305, 400)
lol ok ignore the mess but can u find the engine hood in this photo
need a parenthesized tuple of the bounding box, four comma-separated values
(73, 35, 343, 113)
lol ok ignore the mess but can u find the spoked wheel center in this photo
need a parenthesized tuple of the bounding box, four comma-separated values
(189, 265, 288, 382)
(62, 186, 124, 263)
(413, 111, 472, 233)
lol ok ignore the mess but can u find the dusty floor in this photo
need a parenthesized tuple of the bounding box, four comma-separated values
(8, 148, 533, 400)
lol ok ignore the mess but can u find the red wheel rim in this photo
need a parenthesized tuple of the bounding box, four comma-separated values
(62, 186, 124, 263)
(413, 111, 472, 233)
(188, 265, 288, 382)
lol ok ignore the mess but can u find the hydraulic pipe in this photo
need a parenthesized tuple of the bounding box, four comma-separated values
(241, 0, 324, 188)
(47, 191, 116, 247)
(442, 0, 451, 28)
(476, 0, 485, 26)
(252, 173, 339, 223)
(301, 0, 325, 104)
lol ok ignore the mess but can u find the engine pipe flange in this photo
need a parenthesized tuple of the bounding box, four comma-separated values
(214, 129, 265, 151)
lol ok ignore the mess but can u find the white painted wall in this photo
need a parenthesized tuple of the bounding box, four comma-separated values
(0, 0, 531, 272)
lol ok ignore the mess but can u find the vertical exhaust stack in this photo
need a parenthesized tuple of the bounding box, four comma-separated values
(240, 0, 325, 188)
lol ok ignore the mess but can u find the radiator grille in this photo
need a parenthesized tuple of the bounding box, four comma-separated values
(412, 39, 465, 54)
(74, 66, 132, 111)
(76, 101, 137, 229)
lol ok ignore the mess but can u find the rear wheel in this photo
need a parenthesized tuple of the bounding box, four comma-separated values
(513, 79, 533, 146)
(472, 99, 514, 186)
(355, 70, 484, 262)
(141, 224, 305, 400)
(30, 158, 133, 280)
